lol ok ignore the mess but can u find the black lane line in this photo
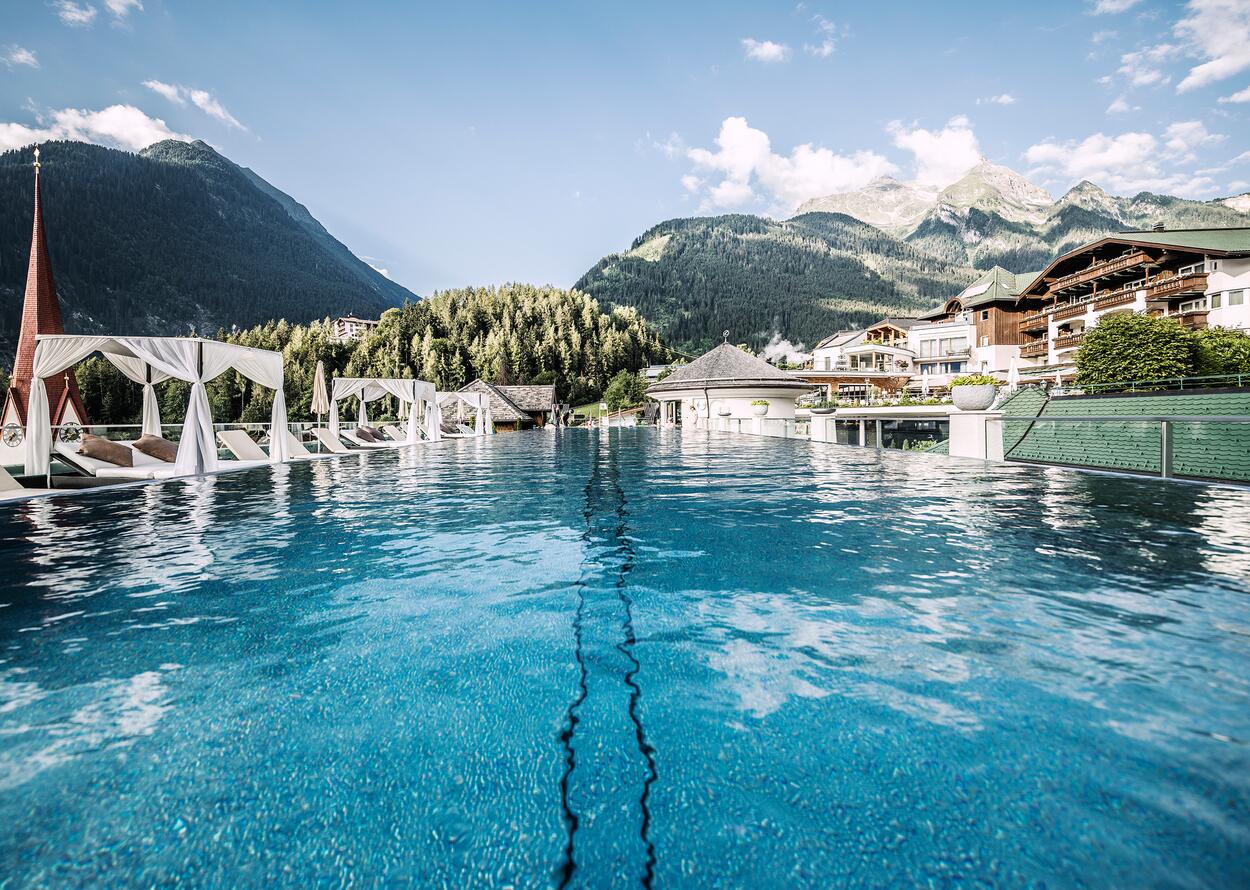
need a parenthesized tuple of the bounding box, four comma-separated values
(606, 442, 658, 889)
(557, 438, 600, 889)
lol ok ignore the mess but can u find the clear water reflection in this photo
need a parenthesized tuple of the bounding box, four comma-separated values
(0, 429, 1248, 887)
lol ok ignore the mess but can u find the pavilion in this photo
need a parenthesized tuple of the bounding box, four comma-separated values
(646, 343, 815, 428)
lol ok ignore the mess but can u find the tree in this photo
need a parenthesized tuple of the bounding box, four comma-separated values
(1075, 313, 1194, 387)
(1190, 327, 1250, 376)
(603, 370, 646, 411)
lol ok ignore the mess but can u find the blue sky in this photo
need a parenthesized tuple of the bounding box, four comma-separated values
(2, 0, 1248, 296)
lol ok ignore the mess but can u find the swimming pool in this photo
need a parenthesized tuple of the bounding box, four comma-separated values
(1, 429, 1248, 887)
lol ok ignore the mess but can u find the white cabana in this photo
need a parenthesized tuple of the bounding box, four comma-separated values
(328, 377, 438, 444)
(25, 334, 289, 477)
(437, 391, 493, 436)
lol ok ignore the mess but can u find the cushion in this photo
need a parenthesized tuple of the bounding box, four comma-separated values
(363, 425, 386, 441)
(133, 434, 179, 463)
(354, 426, 379, 442)
(78, 434, 133, 468)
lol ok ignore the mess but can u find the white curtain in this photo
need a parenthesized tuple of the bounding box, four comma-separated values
(106, 355, 171, 438)
(212, 342, 289, 464)
(24, 336, 110, 475)
(332, 377, 436, 445)
(437, 391, 491, 437)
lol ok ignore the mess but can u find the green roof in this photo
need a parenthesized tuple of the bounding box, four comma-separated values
(1109, 227, 1250, 254)
(920, 266, 1043, 317)
(1001, 389, 1250, 482)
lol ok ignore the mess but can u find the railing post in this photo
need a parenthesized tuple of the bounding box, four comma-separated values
(874, 419, 883, 449)
(1160, 420, 1172, 479)
(858, 419, 866, 447)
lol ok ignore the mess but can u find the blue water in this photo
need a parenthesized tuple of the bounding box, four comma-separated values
(1, 429, 1249, 888)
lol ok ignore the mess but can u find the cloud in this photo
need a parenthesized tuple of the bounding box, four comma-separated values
(2, 46, 39, 68)
(804, 15, 838, 58)
(104, 0, 142, 20)
(887, 115, 982, 186)
(1117, 43, 1178, 86)
(759, 333, 808, 364)
(1174, 0, 1250, 92)
(976, 93, 1017, 105)
(1161, 120, 1224, 162)
(741, 38, 791, 63)
(142, 80, 245, 130)
(53, 1, 97, 26)
(0, 104, 190, 152)
(1106, 96, 1139, 113)
(1091, 29, 1118, 43)
(1219, 84, 1250, 101)
(1091, 0, 1143, 12)
(685, 116, 896, 212)
(648, 131, 685, 158)
(1024, 128, 1217, 195)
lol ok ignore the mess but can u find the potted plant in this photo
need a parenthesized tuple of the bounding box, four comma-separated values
(750, 399, 770, 416)
(809, 399, 836, 415)
(717, 403, 731, 416)
(949, 373, 1000, 410)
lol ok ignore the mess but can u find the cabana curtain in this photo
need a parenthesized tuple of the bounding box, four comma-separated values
(25, 335, 289, 476)
(436, 391, 493, 436)
(328, 377, 438, 445)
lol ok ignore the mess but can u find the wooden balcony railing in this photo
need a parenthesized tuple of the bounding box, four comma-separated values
(1019, 311, 1048, 332)
(1092, 290, 1137, 311)
(1052, 301, 1090, 322)
(1147, 272, 1207, 301)
(1052, 332, 1086, 351)
(1168, 309, 1209, 330)
(1020, 340, 1048, 358)
(1050, 250, 1150, 293)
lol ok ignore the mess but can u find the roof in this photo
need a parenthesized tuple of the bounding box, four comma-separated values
(499, 384, 556, 412)
(646, 343, 813, 394)
(814, 329, 865, 350)
(915, 266, 1041, 318)
(3, 150, 87, 426)
(867, 316, 924, 330)
(457, 380, 554, 422)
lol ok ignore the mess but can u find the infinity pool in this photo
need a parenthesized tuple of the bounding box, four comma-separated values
(1, 429, 1249, 887)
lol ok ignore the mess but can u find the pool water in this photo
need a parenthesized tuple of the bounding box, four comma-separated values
(1, 429, 1249, 887)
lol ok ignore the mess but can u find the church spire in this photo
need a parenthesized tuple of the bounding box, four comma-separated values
(3, 145, 88, 428)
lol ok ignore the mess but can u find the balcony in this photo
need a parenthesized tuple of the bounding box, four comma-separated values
(1052, 332, 1086, 352)
(1050, 250, 1150, 293)
(1020, 340, 1048, 358)
(1147, 271, 1208, 301)
(1019, 311, 1048, 333)
(1167, 309, 1209, 331)
(1092, 289, 1137, 312)
(1052, 300, 1091, 322)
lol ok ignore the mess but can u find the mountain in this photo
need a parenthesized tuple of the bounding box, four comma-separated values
(0, 139, 411, 360)
(574, 212, 976, 354)
(800, 160, 1250, 272)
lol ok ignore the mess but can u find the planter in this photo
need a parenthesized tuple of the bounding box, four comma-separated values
(751, 405, 769, 417)
(717, 407, 731, 417)
(951, 384, 998, 411)
(810, 407, 834, 415)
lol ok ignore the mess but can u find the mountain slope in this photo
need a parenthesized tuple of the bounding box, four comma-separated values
(574, 213, 976, 354)
(800, 161, 1250, 272)
(0, 139, 410, 359)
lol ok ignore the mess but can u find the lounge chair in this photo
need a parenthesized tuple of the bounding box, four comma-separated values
(217, 429, 270, 462)
(0, 465, 57, 501)
(55, 439, 266, 480)
(310, 428, 360, 454)
(284, 430, 338, 459)
(340, 429, 400, 449)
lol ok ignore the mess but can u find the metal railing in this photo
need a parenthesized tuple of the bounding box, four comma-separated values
(1051, 373, 1250, 396)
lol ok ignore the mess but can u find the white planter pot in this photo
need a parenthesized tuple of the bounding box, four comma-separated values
(952, 384, 997, 411)
(717, 407, 731, 417)
(751, 405, 769, 417)
(810, 407, 834, 415)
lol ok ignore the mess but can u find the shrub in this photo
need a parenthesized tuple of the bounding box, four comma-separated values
(603, 369, 647, 411)
(949, 373, 999, 387)
(750, 399, 770, 406)
(1075, 313, 1193, 387)
(1190, 327, 1250, 376)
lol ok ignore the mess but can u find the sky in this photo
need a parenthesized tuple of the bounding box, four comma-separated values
(1, 0, 1249, 296)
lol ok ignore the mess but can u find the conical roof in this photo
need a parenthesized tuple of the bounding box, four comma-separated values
(647, 343, 811, 394)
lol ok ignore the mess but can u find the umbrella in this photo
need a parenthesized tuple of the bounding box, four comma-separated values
(311, 360, 330, 422)
(1007, 355, 1020, 391)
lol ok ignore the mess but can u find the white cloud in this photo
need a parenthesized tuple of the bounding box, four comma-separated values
(1106, 96, 1139, 113)
(53, 1, 97, 26)
(1219, 84, 1250, 101)
(1092, 29, 1118, 43)
(0, 104, 190, 152)
(887, 115, 981, 186)
(1228, 179, 1249, 190)
(142, 80, 245, 130)
(1161, 120, 1224, 162)
(1024, 129, 1217, 195)
(741, 38, 791, 63)
(1174, 0, 1250, 92)
(804, 15, 837, 58)
(649, 131, 685, 158)
(976, 93, 1017, 105)
(105, 0, 142, 20)
(1091, 0, 1143, 13)
(685, 116, 896, 213)
(1117, 43, 1178, 86)
(3, 46, 39, 68)
(680, 174, 702, 192)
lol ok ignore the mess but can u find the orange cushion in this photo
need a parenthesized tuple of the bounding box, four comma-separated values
(79, 434, 133, 467)
(133, 434, 178, 463)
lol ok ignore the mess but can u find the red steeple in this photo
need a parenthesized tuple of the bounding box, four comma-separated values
(4, 146, 87, 427)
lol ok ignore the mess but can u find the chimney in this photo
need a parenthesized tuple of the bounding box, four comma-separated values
(1152, 222, 1166, 232)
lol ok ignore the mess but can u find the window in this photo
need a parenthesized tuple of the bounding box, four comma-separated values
(939, 337, 968, 355)
(979, 335, 990, 347)
(1231, 290, 1246, 306)
(919, 340, 934, 358)
(823, 357, 831, 371)
(981, 310, 989, 320)
(1211, 293, 1222, 309)
(1179, 298, 1207, 313)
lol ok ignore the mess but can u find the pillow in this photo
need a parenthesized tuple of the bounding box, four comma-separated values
(362, 425, 386, 441)
(354, 426, 379, 442)
(78, 434, 133, 467)
(133, 434, 178, 463)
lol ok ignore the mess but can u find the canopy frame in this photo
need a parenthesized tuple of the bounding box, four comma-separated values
(329, 377, 439, 444)
(436, 391, 493, 436)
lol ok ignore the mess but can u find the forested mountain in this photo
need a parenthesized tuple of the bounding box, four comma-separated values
(800, 161, 1250, 271)
(0, 139, 410, 362)
(76, 283, 670, 424)
(574, 213, 976, 353)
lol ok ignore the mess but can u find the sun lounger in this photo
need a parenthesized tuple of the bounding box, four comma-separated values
(310, 428, 360, 454)
(340, 429, 400, 449)
(284, 431, 338, 459)
(217, 429, 269, 462)
(0, 465, 57, 501)
(55, 440, 266, 480)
